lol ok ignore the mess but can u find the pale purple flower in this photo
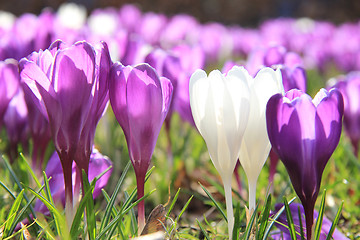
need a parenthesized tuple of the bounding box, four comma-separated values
(0, 59, 19, 127)
(4, 89, 29, 162)
(246, 45, 303, 76)
(137, 12, 167, 45)
(118, 4, 142, 33)
(109, 62, 173, 231)
(331, 72, 360, 156)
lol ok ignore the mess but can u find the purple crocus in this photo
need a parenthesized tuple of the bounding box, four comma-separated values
(34, 148, 113, 216)
(145, 49, 182, 159)
(22, 83, 52, 171)
(109, 63, 173, 233)
(266, 88, 344, 239)
(331, 72, 360, 156)
(246, 45, 303, 76)
(269, 65, 307, 188)
(271, 203, 349, 240)
(3, 89, 29, 162)
(0, 59, 20, 127)
(20, 40, 111, 220)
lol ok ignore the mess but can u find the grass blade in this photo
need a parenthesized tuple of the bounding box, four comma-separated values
(19, 153, 42, 190)
(263, 196, 296, 239)
(9, 185, 45, 235)
(100, 161, 130, 232)
(166, 188, 181, 218)
(82, 170, 96, 240)
(314, 189, 326, 240)
(325, 201, 343, 240)
(2, 155, 36, 218)
(96, 189, 156, 240)
(42, 171, 61, 236)
(283, 197, 297, 240)
(298, 206, 305, 240)
(241, 205, 258, 240)
(232, 203, 241, 240)
(176, 195, 193, 222)
(22, 184, 68, 238)
(199, 182, 227, 222)
(197, 219, 210, 240)
(70, 180, 95, 239)
(257, 194, 272, 240)
(3, 189, 24, 237)
(0, 181, 16, 199)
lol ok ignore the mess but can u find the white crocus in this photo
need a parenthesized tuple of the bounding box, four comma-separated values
(239, 67, 284, 212)
(189, 66, 251, 239)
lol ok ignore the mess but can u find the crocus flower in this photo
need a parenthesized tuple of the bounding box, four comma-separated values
(271, 203, 349, 240)
(34, 148, 113, 216)
(0, 59, 19, 127)
(331, 72, 360, 156)
(20, 40, 111, 222)
(118, 4, 142, 33)
(269, 65, 307, 190)
(145, 49, 182, 161)
(189, 66, 251, 239)
(22, 82, 52, 171)
(109, 63, 173, 233)
(239, 67, 284, 212)
(4, 89, 29, 162)
(280, 66, 307, 93)
(246, 45, 303, 76)
(266, 88, 344, 239)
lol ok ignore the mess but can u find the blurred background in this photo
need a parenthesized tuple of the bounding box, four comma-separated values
(1, 0, 359, 26)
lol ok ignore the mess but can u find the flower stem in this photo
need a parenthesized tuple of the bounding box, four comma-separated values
(248, 179, 257, 212)
(223, 176, 234, 240)
(62, 159, 74, 229)
(135, 170, 146, 235)
(303, 201, 315, 240)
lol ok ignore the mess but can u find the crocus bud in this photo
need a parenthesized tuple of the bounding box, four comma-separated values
(266, 88, 344, 239)
(189, 66, 251, 239)
(0, 59, 19, 127)
(331, 72, 360, 156)
(239, 67, 284, 212)
(109, 63, 173, 233)
(4, 89, 29, 162)
(280, 65, 307, 92)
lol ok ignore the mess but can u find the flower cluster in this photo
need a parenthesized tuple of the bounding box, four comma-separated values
(0, 3, 355, 239)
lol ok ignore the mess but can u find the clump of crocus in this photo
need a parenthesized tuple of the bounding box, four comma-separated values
(266, 88, 344, 239)
(0, 59, 19, 128)
(20, 40, 111, 223)
(330, 72, 360, 156)
(189, 66, 251, 239)
(271, 203, 349, 240)
(238, 67, 284, 212)
(109, 63, 173, 233)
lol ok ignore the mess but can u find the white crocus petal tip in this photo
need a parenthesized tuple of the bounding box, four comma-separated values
(227, 65, 252, 79)
(189, 69, 207, 87)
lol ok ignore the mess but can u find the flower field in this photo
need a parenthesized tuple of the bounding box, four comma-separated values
(0, 3, 359, 239)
